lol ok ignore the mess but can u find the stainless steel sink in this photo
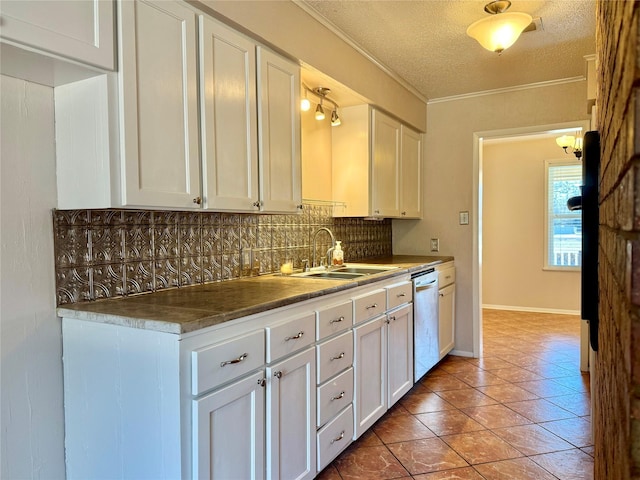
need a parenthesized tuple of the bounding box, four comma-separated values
(289, 264, 398, 280)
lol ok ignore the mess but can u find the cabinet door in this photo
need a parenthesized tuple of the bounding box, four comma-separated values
(371, 110, 401, 218)
(0, 0, 114, 70)
(400, 126, 422, 218)
(199, 16, 260, 212)
(257, 47, 302, 213)
(193, 371, 265, 480)
(387, 304, 414, 407)
(439, 284, 456, 359)
(119, 0, 201, 209)
(267, 348, 316, 480)
(354, 316, 387, 438)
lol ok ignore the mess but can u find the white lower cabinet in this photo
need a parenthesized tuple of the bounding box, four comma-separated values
(62, 273, 421, 479)
(354, 315, 387, 438)
(387, 304, 414, 407)
(438, 264, 456, 359)
(193, 370, 266, 480)
(266, 347, 316, 480)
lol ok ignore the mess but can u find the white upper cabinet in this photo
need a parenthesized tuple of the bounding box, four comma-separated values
(371, 109, 401, 218)
(199, 16, 260, 212)
(257, 47, 302, 213)
(332, 105, 422, 218)
(0, 0, 115, 72)
(399, 125, 423, 218)
(118, 0, 201, 209)
(55, 0, 302, 213)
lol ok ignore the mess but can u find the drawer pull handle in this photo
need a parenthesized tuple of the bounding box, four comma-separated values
(274, 371, 283, 379)
(330, 352, 345, 361)
(445, 275, 452, 279)
(331, 430, 346, 444)
(331, 391, 346, 401)
(397, 293, 406, 297)
(366, 303, 378, 310)
(285, 331, 304, 341)
(220, 353, 248, 367)
(330, 316, 345, 324)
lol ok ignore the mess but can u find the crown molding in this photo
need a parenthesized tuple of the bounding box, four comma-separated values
(427, 76, 586, 104)
(294, 0, 428, 103)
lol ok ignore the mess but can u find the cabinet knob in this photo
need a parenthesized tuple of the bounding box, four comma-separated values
(257, 378, 266, 387)
(274, 371, 283, 379)
(374, 210, 380, 214)
(252, 200, 261, 208)
(389, 316, 396, 322)
(296, 204, 304, 210)
(193, 196, 202, 205)
(401, 211, 406, 216)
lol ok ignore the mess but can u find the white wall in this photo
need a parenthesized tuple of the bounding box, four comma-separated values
(392, 80, 589, 355)
(0, 75, 65, 478)
(482, 136, 581, 312)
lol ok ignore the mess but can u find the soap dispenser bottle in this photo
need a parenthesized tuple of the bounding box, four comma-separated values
(332, 241, 344, 266)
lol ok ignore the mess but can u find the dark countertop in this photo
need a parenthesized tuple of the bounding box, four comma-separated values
(57, 255, 453, 334)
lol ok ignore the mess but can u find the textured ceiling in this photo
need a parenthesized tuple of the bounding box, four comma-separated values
(300, 0, 596, 101)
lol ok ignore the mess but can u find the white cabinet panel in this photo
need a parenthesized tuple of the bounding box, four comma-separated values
(267, 347, 316, 480)
(257, 47, 302, 213)
(119, 0, 201, 208)
(317, 367, 353, 428)
(0, 0, 114, 70)
(316, 330, 353, 384)
(199, 15, 260, 211)
(317, 405, 353, 471)
(399, 126, 422, 218)
(266, 312, 316, 363)
(371, 109, 401, 217)
(353, 316, 387, 438)
(387, 304, 413, 407)
(316, 300, 353, 339)
(193, 371, 265, 480)
(439, 283, 456, 359)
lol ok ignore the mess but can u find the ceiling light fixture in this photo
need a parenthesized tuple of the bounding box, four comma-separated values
(330, 109, 341, 127)
(556, 134, 583, 159)
(466, 0, 532, 54)
(315, 101, 325, 121)
(301, 90, 311, 111)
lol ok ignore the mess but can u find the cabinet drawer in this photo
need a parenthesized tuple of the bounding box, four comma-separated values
(438, 267, 455, 288)
(266, 312, 316, 363)
(191, 329, 265, 396)
(317, 330, 353, 384)
(317, 404, 354, 471)
(317, 300, 353, 340)
(353, 289, 386, 324)
(386, 281, 413, 310)
(317, 367, 354, 428)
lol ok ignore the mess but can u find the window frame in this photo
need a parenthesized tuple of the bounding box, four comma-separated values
(543, 159, 582, 272)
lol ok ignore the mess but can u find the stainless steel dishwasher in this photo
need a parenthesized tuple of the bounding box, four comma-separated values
(412, 268, 439, 382)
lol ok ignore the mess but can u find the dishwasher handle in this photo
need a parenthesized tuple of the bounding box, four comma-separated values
(415, 279, 438, 292)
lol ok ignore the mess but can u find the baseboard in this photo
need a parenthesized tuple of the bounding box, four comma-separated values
(449, 349, 474, 358)
(482, 304, 580, 316)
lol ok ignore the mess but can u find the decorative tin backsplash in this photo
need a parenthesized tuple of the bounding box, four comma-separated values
(53, 205, 392, 305)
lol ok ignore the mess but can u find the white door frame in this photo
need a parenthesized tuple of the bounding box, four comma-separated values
(472, 120, 591, 365)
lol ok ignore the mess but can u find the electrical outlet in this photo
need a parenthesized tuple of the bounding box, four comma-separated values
(459, 211, 469, 225)
(430, 238, 439, 252)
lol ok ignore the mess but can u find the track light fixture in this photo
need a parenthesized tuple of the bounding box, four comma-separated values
(301, 84, 342, 126)
(315, 102, 325, 121)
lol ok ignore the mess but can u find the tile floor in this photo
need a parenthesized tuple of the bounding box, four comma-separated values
(318, 309, 593, 480)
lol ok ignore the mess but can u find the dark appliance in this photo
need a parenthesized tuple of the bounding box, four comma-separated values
(567, 131, 599, 351)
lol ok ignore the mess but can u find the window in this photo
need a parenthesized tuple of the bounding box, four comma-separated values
(545, 160, 582, 270)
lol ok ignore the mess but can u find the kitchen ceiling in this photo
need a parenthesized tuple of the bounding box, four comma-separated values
(299, 0, 596, 102)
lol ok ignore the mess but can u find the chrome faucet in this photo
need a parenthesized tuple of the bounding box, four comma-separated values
(311, 227, 336, 268)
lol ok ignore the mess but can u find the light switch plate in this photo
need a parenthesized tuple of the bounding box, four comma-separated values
(430, 238, 439, 252)
(459, 211, 469, 225)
